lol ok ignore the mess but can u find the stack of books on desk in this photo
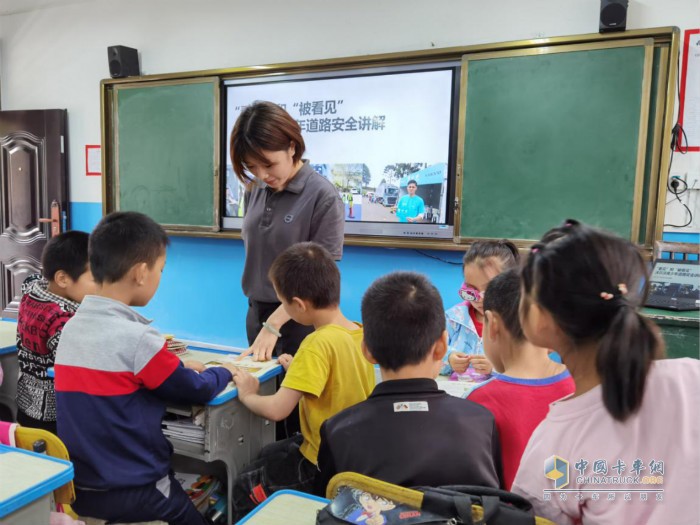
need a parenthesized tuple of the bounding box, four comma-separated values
(163, 334, 188, 356)
(162, 412, 205, 444)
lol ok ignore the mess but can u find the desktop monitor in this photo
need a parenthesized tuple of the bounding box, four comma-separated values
(645, 259, 700, 311)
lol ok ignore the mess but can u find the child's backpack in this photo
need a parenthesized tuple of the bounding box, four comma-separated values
(317, 472, 555, 525)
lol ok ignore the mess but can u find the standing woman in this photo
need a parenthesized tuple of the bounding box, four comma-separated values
(231, 101, 344, 362)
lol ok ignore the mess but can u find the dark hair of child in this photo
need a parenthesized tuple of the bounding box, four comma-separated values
(521, 219, 664, 421)
(268, 242, 340, 308)
(361, 271, 445, 371)
(463, 239, 520, 270)
(483, 268, 524, 341)
(42, 230, 90, 281)
(89, 212, 169, 284)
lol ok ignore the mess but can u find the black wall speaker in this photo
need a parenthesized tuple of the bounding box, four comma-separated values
(108, 45, 140, 78)
(600, 0, 628, 33)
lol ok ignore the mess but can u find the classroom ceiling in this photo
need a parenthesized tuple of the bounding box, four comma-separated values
(0, 0, 95, 16)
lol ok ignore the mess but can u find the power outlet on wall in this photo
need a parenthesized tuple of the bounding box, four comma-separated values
(669, 173, 685, 191)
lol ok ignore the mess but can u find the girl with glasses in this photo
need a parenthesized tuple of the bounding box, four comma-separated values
(441, 239, 520, 381)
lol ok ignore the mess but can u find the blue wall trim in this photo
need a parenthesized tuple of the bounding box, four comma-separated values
(69, 202, 103, 232)
(68, 202, 700, 346)
(69, 202, 464, 347)
(662, 232, 700, 244)
(142, 237, 464, 347)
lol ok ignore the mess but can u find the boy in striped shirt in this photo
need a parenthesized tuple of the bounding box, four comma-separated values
(55, 211, 237, 525)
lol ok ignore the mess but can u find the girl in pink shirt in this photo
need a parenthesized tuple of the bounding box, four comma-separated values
(512, 219, 700, 525)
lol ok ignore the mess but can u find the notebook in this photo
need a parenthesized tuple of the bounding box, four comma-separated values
(645, 259, 700, 311)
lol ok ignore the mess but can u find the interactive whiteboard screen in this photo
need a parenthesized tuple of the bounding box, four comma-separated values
(223, 63, 458, 239)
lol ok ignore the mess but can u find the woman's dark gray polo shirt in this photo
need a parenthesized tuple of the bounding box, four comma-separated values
(241, 162, 344, 303)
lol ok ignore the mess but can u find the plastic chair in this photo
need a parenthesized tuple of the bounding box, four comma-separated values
(325, 472, 557, 525)
(12, 426, 166, 525)
(15, 425, 75, 505)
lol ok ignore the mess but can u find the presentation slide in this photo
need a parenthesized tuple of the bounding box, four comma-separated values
(650, 262, 700, 299)
(225, 69, 454, 225)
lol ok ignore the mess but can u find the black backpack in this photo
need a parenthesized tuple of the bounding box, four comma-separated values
(317, 472, 556, 525)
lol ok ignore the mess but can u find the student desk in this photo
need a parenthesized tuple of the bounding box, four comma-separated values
(0, 444, 73, 524)
(235, 490, 328, 525)
(642, 308, 699, 359)
(435, 376, 480, 398)
(168, 344, 282, 525)
(0, 320, 17, 421)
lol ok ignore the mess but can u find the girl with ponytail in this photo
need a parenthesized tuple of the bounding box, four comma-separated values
(512, 220, 699, 525)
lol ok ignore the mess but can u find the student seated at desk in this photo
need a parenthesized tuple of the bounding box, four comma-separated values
(54, 212, 237, 525)
(230, 242, 375, 521)
(466, 269, 574, 490)
(442, 240, 520, 381)
(16, 231, 97, 434)
(512, 219, 700, 525)
(316, 271, 502, 495)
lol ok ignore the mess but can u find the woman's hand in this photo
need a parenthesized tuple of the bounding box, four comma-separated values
(239, 305, 291, 362)
(469, 355, 493, 375)
(448, 352, 470, 373)
(238, 328, 278, 362)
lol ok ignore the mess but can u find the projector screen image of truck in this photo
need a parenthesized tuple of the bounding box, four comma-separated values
(224, 66, 455, 233)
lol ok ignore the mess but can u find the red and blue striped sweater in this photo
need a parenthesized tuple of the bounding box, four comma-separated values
(55, 295, 232, 490)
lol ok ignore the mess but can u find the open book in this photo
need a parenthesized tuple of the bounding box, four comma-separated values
(176, 349, 279, 377)
(435, 376, 480, 399)
(177, 349, 281, 401)
(202, 354, 279, 377)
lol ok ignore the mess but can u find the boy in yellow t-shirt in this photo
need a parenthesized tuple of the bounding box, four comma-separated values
(231, 242, 375, 521)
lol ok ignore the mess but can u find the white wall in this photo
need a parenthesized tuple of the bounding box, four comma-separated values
(1, 0, 698, 231)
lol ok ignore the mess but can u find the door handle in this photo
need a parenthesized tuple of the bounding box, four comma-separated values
(38, 200, 62, 237)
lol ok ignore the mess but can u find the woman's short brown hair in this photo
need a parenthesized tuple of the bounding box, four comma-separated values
(229, 101, 305, 184)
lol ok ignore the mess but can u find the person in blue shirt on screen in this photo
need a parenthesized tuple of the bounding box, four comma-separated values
(394, 180, 425, 223)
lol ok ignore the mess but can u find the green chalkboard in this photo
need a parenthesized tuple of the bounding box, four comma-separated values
(457, 40, 653, 242)
(115, 79, 219, 229)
